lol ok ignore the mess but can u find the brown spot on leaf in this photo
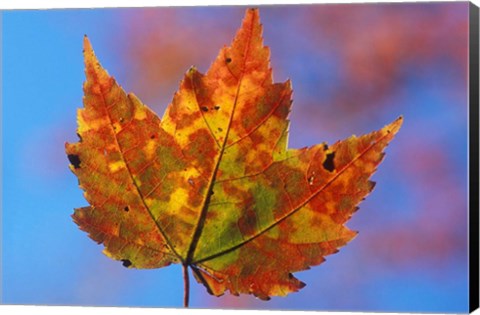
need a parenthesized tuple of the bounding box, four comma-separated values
(68, 154, 81, 169)
(249, 131, 265, 147)
(237, 204, 257, 237)
(124, 206, 129, 212)
(121, 259, 132, 267)
(177, 112, 199, 130)
(323, 152, 335, 172)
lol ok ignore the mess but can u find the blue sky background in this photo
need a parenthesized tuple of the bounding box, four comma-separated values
(1, 3, 471, 312)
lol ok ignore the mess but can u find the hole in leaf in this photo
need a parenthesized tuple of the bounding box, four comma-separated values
(124, 206, 129, 212)
(201, 106, 209, 112)
(323, 152, 335, 172)
(214, 105, 220, 110)
(308, 175, 314, 185)
(68, 154, 81, 169)
(121, 259, 132, 267)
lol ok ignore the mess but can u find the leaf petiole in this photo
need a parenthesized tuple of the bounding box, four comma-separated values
(183, 263, 190, 308)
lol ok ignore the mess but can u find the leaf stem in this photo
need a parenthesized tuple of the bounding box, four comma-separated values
(183, 263, 190, 308)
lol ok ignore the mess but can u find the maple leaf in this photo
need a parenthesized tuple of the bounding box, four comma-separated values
(66, 8, 402, 307)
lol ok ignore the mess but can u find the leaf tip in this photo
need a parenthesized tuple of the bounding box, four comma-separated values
(82, 36, 104, 73)
(187, 65, 198, 75)
(83, 35, 93, 56)
(389, 115, 403, 134)
(81, 36, 112, 89)
(247, 7, 262, 29)
(83, 36, 98, 73)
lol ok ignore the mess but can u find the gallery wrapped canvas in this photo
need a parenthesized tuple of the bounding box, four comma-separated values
(1, 1, 478, 313)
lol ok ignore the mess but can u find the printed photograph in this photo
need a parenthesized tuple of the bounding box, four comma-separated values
(1, 2, 473, 313)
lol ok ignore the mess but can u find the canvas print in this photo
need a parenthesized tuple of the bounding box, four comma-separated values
(1, 1, 478, 313)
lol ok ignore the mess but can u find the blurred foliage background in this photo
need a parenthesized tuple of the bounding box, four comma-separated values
(1, 2, 470, 312)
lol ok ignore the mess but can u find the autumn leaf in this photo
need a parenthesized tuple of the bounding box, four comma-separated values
(66, 8, 402, 307)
